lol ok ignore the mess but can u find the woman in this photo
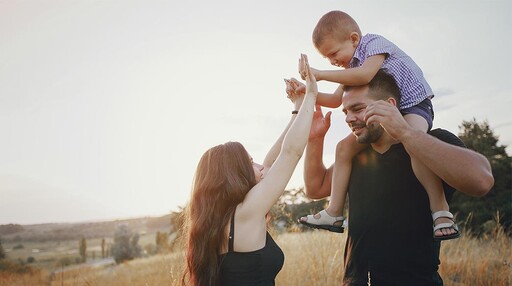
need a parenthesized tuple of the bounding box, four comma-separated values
(182, 55, 317, 286)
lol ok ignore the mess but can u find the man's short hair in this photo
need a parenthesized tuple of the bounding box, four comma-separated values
(345, 69, 401, 106)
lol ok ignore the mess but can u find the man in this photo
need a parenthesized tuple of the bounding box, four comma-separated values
(302, 70, 493, 285)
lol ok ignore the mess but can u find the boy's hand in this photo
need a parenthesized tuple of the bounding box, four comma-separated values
(299, 54, 320, 81)
(301, 54, 318, 95)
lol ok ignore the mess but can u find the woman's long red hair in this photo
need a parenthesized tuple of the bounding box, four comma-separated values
(182, 142, 257, 286)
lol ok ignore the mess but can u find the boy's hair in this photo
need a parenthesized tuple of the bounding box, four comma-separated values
(345, 69, 401, 106)
(312, 10, 362, 48)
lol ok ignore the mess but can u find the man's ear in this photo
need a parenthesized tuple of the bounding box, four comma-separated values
(350, 32, 360, 46)
(387, 97, 398, 107)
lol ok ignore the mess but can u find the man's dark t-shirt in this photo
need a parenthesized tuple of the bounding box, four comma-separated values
(343, 129, 464, 286)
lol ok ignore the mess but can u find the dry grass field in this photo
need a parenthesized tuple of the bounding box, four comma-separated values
(1, 230, 510, 286)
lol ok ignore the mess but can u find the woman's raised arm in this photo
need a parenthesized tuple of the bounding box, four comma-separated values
(241, 54, 318, 217)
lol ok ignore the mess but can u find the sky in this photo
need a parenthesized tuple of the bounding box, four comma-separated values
(1, 0, 510, 225)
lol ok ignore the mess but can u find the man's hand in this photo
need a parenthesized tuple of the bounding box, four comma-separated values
(364, 99, 411, 141)
(309, 105, 332, 141)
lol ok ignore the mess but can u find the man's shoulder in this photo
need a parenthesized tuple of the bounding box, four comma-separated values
(428, 128, 466, 148)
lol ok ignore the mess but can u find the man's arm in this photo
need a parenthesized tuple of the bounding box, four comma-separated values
(303, 105, 334, 199)
(400, 129, 493, 196)
(365, 100, 494, 196)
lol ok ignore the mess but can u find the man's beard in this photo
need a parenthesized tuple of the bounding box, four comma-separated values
(355, 122, 384, 144)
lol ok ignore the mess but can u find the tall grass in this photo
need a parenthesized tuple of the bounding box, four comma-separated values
(275, 231, 344, 285)
(439, 225, 511, 286)
(2, 230, 510, 285)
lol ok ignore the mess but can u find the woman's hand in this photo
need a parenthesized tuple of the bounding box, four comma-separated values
(285, 77, 306, 97)
(284, 78, 304, 111)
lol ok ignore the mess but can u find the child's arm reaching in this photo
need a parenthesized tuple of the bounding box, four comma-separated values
(285, 77, 343, 108)
(287, 76, 344, 109)
(297, 54, 345, 108)
(300, 54, 386, 86)
(317, 84, 344, 108)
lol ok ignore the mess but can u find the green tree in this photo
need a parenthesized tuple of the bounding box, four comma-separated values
(453, 118, 512, 234)
(267, 187, 329, 232)
(111, 225, 142, 263)
(0, 239, 6, 259)
(79, 237, 87, 262)
(101, 238, 106, 258)
(130, 233, 142, 257)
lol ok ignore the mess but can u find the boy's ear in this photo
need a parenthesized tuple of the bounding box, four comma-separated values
(350, 32, 360, 46)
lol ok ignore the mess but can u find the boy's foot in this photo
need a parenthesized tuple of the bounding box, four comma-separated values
(432, 210, 460, 241)
(298, 210, 345, 233)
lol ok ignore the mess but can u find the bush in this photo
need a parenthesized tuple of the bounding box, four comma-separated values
(111, 225, 142, 263)
(56, 257, 73, 267)
(144, 243, 157, 255)
(0, 260, 36, 274)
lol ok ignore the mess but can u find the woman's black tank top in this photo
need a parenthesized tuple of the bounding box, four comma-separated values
(219, 211, 284, 285)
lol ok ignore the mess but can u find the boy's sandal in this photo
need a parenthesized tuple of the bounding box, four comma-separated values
(432, 210, 460, 241)
(298, 210, 345, 233)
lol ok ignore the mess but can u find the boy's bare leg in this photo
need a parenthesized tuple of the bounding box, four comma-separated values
(405, 114, 458, 238)
(327, 134, 365, 217)
(300, 134, 366, 229)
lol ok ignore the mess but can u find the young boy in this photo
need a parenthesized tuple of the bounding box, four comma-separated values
(298, 10, 459, 240)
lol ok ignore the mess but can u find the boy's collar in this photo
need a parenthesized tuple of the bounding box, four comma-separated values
(350, 34, 365, 66)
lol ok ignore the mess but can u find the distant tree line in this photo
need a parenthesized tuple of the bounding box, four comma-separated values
(0, 216, 170, 243)
(0, 224, 24, 236)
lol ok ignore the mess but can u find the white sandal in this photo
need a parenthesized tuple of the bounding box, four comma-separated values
(432, 210, 460, 241)
(298, 210, 345, 233)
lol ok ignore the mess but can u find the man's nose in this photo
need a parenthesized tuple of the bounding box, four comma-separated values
(329, 58, 337, 66)
(345, 112, 355, 123)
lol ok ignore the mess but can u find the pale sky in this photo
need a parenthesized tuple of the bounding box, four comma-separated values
(1, 0, 510, 225)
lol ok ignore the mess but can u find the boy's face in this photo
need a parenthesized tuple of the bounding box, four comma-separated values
(316, 36, 358, 69)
